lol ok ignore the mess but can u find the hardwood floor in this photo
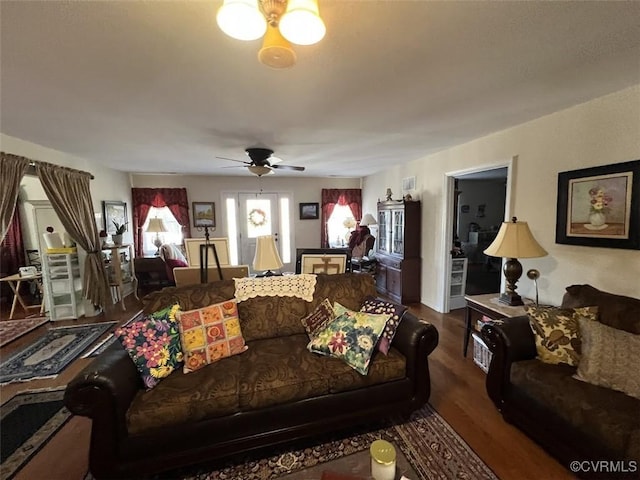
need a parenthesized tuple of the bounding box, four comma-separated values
(1, 296, 575, 480)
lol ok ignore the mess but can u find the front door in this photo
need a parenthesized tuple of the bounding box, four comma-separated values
(236, 193, 293, 273)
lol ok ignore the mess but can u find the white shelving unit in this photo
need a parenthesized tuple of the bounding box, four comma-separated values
(449, 257, 468, 310)
(42, 252, 84, 320)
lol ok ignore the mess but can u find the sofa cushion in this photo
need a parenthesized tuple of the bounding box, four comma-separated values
(142, 279, 237, 314)
(360, 296, 407, 355)
(164, 257, 188, 283)
(510, 359, 640, 461)
(115, 304, 183, 390)
(308, 306, 389, 375)
(561, 284, 640, 334)
(574, 318, 640, 400)
(175, 300, 248, 373)
(329, 346, 406, 393)
(127, 353, 243, 434)
(526, 305, 598, 366)
(238, 335, 332, 410)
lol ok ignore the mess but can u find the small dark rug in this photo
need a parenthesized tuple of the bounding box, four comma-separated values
(0, 389, 71, 479)
(0, 322, 116, 384)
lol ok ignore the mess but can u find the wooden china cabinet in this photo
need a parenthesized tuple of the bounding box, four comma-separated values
(375, 200, 421, 304)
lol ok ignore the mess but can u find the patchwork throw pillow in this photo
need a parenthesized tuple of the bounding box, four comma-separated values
(300, 298, 336, 339)
(526, 305, 599, 366)
(359, 296, 407, 354)
(175, 299, 248, 373)
(574, 318, 640, 400)
(307, 307, 389, 375)
(115, 304, 183, 390)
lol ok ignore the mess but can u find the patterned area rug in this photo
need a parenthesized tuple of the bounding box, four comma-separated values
(0, 322, 116, 384)
(0, 389, 71, 480)
(151, 404, 498, 480)
(81, 310, 142, 358)
(0, 317, 49, 347)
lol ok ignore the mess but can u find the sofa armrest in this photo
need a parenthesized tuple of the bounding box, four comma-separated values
(64, 347, 141, 471)
(482, 315, 536, 410)
(392, 312, 439, 404)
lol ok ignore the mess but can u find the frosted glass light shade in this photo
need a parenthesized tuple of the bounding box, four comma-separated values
(279, 0, 326, 45)
(253, 235, 284, 271)
(217, 0, 267, 41)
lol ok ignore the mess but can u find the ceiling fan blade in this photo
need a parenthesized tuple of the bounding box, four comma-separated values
(271, 164, 305, 171)
(216, 156, 251, 165)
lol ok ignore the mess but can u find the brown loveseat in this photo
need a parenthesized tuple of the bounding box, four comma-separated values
(64, 273, 439, 479)
(483, 285, 640, 477)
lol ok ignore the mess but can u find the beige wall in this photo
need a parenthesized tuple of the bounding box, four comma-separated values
(363, 85, 640, 310)
(130, 174, 360, 252)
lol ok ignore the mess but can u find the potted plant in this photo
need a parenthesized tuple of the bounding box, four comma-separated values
(111, 221, 127, 246)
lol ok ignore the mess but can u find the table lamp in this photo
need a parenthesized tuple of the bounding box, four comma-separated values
(253, 235, 283, 277)
(360, 213, 378, 226)
(483, 217, 547, 306)
(146, 218, 168, 256)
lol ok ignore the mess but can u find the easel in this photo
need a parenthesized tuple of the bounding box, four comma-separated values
(199, 226, 223, 283)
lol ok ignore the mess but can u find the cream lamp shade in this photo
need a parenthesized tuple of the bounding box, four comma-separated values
(146, 218, 168, 234)
(360, 213, 378, 227)
(253, 235, 284, 276)
(484, 217, 547, 306)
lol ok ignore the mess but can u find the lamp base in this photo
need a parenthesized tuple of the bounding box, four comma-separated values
(499, 291, 524, 306)
(255, 270, 282, 278)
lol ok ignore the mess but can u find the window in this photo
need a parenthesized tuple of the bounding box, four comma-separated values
(327, 204, 356, 248)
(141, 206, 183, 256)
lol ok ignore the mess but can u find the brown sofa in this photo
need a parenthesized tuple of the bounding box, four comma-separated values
(483, 284, 640, 477)
(64, 273, 439, 479)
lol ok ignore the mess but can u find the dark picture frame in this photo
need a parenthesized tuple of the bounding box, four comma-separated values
(556, 160, 639, 250)
(103, 201, 127, 234)
(192, 202, 216, 228)
(299, 202, 319, 220)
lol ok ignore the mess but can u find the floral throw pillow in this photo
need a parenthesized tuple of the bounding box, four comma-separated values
(307, 308, 389, 375)
(300, 298, 336, 339)
(175, 299, 248, 373)
(115, 304, 183, 390)
(359, 296, 407, 355)
(526, 305, 599, 366)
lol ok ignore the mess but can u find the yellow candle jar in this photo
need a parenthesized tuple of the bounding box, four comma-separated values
(370, 439, 396, 480)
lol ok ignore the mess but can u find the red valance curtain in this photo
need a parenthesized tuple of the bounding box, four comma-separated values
(131, 188, 191, 256)
(320, 189, 362, 248)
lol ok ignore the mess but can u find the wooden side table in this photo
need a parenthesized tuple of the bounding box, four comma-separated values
(463, 294, 533, 357)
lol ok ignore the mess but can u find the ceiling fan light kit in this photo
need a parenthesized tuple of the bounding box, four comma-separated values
(216, 0, 325, 68)
(217, 147, 305, 176)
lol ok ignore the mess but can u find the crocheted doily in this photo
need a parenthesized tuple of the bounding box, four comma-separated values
(234, 274, 317, 303)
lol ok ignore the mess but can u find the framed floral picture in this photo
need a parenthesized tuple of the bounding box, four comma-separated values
(555, 160, 639, 249)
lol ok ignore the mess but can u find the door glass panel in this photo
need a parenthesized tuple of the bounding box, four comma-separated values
(377, 210, 391, 253)
(392, 210, 404, 255)
(246, 198, 273, 238)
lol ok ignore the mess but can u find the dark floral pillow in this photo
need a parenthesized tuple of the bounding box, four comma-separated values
(308, 308, 389, 375)
(359, 296, 408, 354)
(115, 304, 183, 390)
(300, 298, 336, 339)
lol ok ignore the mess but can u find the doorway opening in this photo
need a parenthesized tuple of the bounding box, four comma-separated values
(442, 159, 514, 312)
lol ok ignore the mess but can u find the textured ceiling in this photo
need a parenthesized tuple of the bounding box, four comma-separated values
(1, 1, 639, 178)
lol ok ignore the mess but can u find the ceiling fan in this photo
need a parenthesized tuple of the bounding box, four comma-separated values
(217, 148, 305, 176)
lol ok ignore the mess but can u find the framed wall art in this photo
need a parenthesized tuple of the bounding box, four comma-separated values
(103, 201, 127, 234)
(192, 202, 216, 228)
(555, 160, 639, 250)
(299, 202, 319, 220)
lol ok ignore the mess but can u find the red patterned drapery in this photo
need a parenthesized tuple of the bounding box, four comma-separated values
(0, 203, 25, 278)
(320, 189, 362, 248)
(131, 188, 191, 256)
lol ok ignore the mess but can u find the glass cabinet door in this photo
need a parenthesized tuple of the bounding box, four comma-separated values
(391, 209, 404, 255)
(377, 210, 391, 254)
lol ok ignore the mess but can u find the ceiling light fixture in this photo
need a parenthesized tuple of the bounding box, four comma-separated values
(216, 0, 325, 68)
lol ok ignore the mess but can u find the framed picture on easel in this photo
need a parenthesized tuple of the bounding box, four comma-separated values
(192, 202, 216, 228)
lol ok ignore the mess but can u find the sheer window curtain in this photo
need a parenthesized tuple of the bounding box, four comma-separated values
(36, 163, 110, 308)
(320, 189, 362, 248)
(0, 153, 30, 241)
(131, 188, 191, 257)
